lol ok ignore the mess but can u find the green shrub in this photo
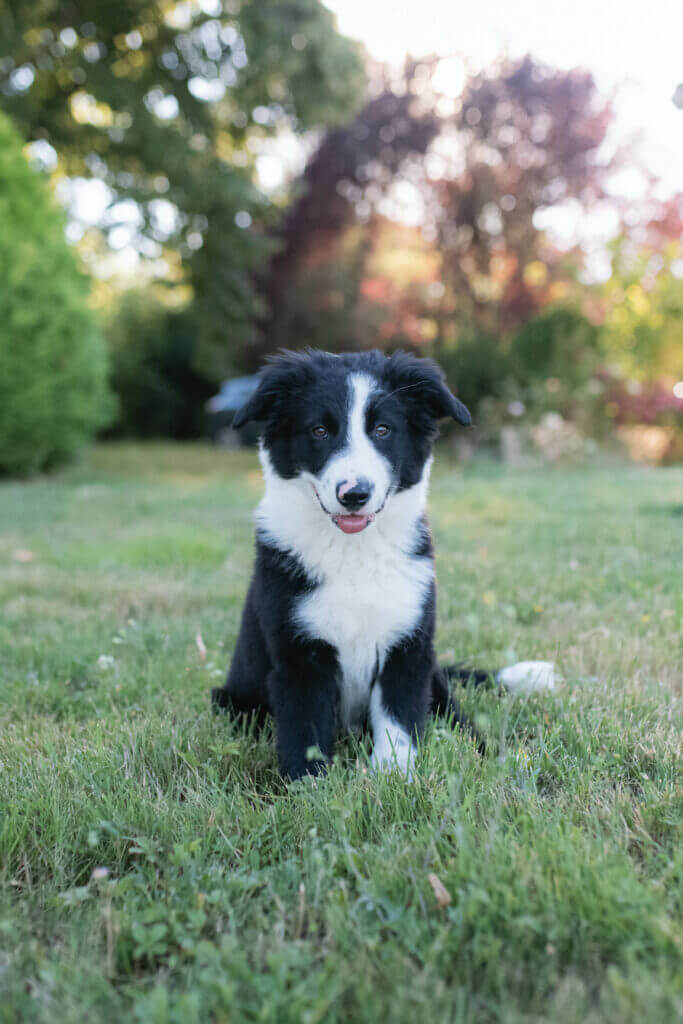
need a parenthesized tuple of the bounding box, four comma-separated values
(105, 291, 215, 439)
(437, 327, 512, 414)
(0, 113, 112, 475)
(436, 309, 612, 445)
(508, 306, 601, 388)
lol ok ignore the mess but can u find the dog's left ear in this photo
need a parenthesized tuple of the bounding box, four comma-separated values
(386, 352, 471, 426)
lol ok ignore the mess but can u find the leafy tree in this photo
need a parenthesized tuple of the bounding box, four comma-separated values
(437, 327, 510, 416)
(599, 196, 683, 380)
(254, 61, 441, 363)
(0, 111, 112, 475)
(103, 289, 215, 438)
(509, 306, 601, 387)
(256, 56, 616, 374)
(432, 56, 612, 335)
(0, 0, 365, 375)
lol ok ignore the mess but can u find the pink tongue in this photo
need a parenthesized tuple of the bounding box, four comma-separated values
(334, 514, 370, 534)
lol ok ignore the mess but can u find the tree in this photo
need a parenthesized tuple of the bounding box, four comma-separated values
(599, 195, 683, 381)
(0, 112, 112, 474)
(254, 55, 617, 371)
(103, 289, 215, 439)
(432, 56, 613, 336)
(0, 0, 365, 375)
(253, 61, 441, 363)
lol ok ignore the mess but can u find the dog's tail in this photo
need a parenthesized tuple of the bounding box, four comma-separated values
(431, 661, 555, 750)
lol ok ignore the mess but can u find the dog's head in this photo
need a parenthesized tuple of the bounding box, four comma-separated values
(234, 349, 471, 534)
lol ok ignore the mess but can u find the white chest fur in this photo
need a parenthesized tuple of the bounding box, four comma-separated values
(256, 451, 434, 728)
(294, 524, 432, 726)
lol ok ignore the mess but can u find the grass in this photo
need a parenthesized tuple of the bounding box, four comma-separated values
(0, 443, 681, 1023)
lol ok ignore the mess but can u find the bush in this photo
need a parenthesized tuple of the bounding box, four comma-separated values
(443, 307, 602, 418)
(105, 292, 215, 439)
(437, 327, 512, 415)
(508, 306, 601, 388)
(436, 309, 614, 453)
(0, 113, 112, 475)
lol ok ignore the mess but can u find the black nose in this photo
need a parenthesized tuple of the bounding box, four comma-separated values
(336, 478, 373, 510)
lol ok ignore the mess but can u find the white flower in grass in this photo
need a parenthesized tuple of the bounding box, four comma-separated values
(96, 655, 115, 671)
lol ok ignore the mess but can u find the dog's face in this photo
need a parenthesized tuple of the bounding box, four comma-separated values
(234, 350, 471, 534)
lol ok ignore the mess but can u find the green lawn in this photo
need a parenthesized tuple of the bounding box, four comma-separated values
(0, 444, 681, 1023)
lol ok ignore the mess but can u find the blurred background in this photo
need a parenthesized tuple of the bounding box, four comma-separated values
(0, 0, 681, 476)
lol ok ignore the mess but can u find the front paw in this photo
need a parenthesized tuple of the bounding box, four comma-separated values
(284, 759, 327, 783)
(281, 743, 329, 782)
(370, 734, 416, 780)
(211, 687, 232, 712)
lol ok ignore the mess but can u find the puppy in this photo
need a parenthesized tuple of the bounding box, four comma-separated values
(212, 349, 553, 779)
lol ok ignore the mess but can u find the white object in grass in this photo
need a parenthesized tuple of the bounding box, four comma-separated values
(496, 661, 555, 694)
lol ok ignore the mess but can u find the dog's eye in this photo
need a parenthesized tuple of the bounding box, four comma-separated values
(374, 424, 391, 438)
(311, 425, 329, 440)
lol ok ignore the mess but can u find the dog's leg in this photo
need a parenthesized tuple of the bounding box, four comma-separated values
(211, 685, 271, 727)
(369, 635, 432, 778)
(369, 686, 418, 778)
(212, 584, 272, 725)
(267, 641, 339, 781)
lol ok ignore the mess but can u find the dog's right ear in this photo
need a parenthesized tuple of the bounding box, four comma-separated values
(233, 351, 313, 429)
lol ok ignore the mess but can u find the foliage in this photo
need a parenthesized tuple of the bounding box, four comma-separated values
(257, 237, 376, 358)
(255, 219, 441, 363)
(256, 55, 615, 377)
(0, 0, 366, 375)
(437, 327, 510, 416)
(604, 376, 683, 426)
(0, 445, 681, 1020)
(104, 290, 214, 439)
(434, 56, 612, 335)
(508, 306, 602, 387)
(438, 307, 603, 439)
(268, 61, 440, 265)
(599, 198, 683, 381)
(0, 111, 112, 475)
(602, 374, 683, 464)
(255, 62, 441, 363)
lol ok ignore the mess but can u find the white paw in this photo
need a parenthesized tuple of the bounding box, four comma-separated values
(369, 687, 416, 779)
(370, 735, 416, 780)
(496, 661, 555, 694)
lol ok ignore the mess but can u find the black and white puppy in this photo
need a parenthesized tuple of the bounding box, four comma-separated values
(212, 349, 553, 780)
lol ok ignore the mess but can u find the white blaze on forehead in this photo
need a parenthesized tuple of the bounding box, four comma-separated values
(346, 373, 375, 462)
(313, 372, 392, 515)
(338, 372, 388, 489)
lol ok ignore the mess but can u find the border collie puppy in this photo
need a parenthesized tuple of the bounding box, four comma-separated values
(212, 349, 553, 780)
